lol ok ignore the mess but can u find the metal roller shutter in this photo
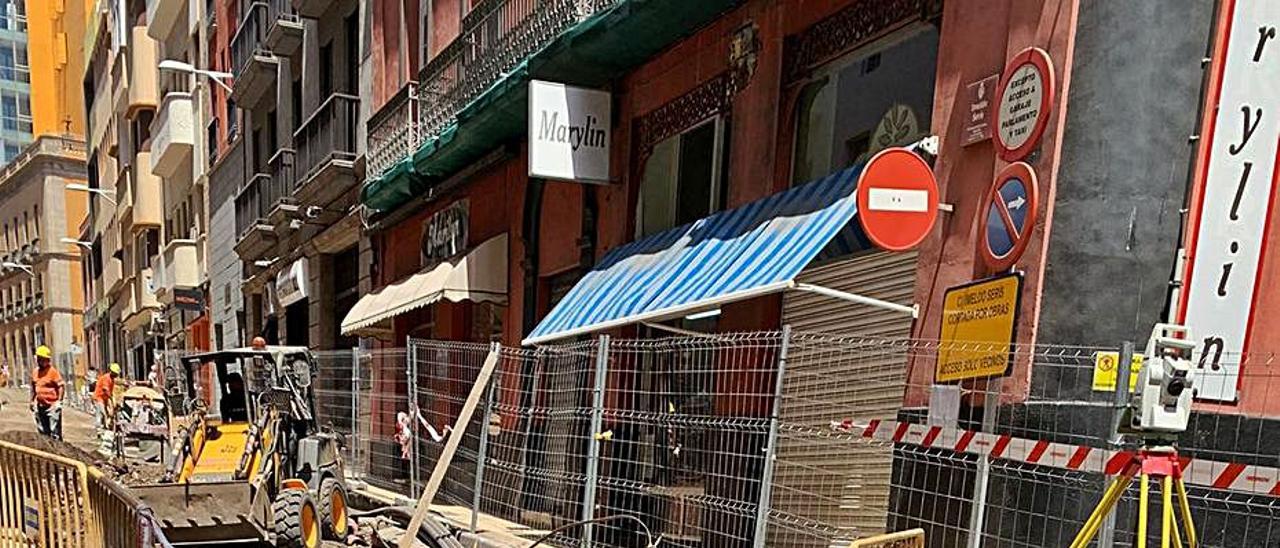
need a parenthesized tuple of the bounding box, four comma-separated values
(771, 250, 918, 545)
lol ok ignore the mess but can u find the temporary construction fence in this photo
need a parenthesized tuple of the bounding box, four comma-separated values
(310, 330, 1280, 547)
(0, 439, 170, 547)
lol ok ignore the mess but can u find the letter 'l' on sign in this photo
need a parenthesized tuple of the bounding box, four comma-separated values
(1179, 1, 1280, 403)
(528, 80, 612, 183)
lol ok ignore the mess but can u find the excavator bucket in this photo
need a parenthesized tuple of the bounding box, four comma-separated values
(130, 480, 269, 545)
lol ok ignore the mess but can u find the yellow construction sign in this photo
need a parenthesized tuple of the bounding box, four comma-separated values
(1091, 351, 1145, 392)
(851, 528, 925, 547)
(936, 274, 1022, 383)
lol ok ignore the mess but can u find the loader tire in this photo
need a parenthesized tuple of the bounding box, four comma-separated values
(272, 489, 321, 548)
(318, 477, 350, 540)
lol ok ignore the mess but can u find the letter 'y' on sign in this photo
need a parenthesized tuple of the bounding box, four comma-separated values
(528, 80, 612, 183)
(1179, 1, 1280, 403)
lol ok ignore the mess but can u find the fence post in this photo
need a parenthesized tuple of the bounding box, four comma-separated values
(581, 334, 610, 547)
(752, 325, 790, 548)
(471, 345, 499, 533)
(351, 347, 361, 475)
(1099, 341, 1135, 548)
(967, 376, 1002, 548)
(407, 339, 420, 498)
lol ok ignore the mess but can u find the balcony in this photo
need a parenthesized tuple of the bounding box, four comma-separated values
(153, 239, 200, 304)
(122, 27, 159, 119)
(145, 0, 188, 41)
(264, 0, 304, 58)
(267, 148, 300, 231)
(294, 93, 359, 208)
(292, 0, 335, 20)
(150, 90, 195, 180)
(234, 173, 278, 260)
(122, 271, 160, 332)
(230, 2, 280, 110)
(367, 82, 418, 182)
(121, 154, 164, 233)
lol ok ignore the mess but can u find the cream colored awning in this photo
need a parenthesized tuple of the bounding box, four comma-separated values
(341, 234, 508, 336)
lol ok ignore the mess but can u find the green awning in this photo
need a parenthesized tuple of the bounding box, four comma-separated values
(362, 0, 744, 214)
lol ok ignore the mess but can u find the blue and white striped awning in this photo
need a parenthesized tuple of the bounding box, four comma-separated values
(524, 164, 868, 345)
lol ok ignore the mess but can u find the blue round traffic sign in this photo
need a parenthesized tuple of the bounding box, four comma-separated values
(980, 163, 1039, 271)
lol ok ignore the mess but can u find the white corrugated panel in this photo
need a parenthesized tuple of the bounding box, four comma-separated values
(771, 251, 918, 545)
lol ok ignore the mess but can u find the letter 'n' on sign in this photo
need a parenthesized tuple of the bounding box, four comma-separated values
(1179, 1, 1280, 403)
(528, 80, 613, 184)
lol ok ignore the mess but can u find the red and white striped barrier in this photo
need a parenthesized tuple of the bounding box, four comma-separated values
(831, 419, 1280, 497)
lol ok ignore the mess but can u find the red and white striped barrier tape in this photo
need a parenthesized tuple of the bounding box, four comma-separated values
(831, 419, 1280, 497)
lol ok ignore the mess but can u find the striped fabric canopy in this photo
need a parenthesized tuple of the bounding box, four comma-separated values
(523, 164, 866, 345)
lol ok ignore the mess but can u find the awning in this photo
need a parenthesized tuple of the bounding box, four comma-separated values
(341, 234, 508, 336)
(524, 165, 868, 345)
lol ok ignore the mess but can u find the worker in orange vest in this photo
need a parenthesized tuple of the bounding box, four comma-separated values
(30, 346, 63, 440)
(94, 362, 120, 432)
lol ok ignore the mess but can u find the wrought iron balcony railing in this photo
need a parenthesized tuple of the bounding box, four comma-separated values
(235, 172, 270, 238)
(366, 0, 620, 182)
(295, 93, 359, 187)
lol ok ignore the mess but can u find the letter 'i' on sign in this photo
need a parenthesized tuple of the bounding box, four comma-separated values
(528, 80, 613, 183)
(1179, 1, 1280, 403)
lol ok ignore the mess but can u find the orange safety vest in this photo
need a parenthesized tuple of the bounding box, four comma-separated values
(32, 365, 62, 406)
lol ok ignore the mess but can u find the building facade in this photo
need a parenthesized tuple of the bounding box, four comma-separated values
(227, 0, 365, 352)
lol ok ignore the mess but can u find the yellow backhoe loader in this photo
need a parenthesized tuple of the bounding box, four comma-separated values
(130, 342, 349, 547)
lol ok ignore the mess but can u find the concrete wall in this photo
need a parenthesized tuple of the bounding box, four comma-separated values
(208, 139, 244, 349)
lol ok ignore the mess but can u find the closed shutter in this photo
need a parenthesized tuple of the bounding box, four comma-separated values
(771, 251, 918, 544)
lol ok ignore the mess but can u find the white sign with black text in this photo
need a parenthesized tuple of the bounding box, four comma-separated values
(1182, 1, 1280, 402)
(528, 80, 612, 183)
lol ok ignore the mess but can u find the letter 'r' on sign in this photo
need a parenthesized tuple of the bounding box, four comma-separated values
(528, 80, 613, 183)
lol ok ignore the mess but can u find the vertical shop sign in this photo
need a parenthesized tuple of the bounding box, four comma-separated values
(1181, 1, 1280, 402)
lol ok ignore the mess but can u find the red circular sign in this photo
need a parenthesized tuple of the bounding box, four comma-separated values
(979, 162, 1039, 271)
(994, 47, 1055, 162)
(856, 148, 939, 251)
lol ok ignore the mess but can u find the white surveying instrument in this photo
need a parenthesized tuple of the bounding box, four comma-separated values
(1129, 323, 1198, 435)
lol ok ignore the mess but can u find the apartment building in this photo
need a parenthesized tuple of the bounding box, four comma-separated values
(229, 0, 363, 350)
(147, 0, 211, 353)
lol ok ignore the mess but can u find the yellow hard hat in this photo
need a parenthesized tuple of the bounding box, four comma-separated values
(34, 346, 52, 360)
(109, 363, 121, 375)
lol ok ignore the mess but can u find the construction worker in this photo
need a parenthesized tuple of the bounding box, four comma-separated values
(95, 363, 120, 432)
(30, 345, 63, 440)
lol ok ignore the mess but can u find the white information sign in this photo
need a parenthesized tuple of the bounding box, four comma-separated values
(1182, 1, 1280, 402)
(528, 80, 612, 183)
(997, 64, 1045, 151)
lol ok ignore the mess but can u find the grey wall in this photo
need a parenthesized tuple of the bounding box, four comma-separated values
(1038, 0, 1213, 350)
(208, 140, 245, 350)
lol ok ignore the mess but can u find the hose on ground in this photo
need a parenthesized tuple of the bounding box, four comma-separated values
(527, 514, 659, 548)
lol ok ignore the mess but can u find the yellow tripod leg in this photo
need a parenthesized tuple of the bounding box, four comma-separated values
(1138, 473, 1150, 548)
(1162, 475, 1174, 548)
(1071, 472, 1135, 548)
(1175, 477, 1197, 548)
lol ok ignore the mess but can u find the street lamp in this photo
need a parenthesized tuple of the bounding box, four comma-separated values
(158, 59, 234, 94)
(60, 238, 93, 250)
(2, 262, 33, 275)
(66, 184, 117, 205)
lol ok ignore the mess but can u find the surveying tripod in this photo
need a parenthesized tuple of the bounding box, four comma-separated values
(1071, 445, 1197, 548)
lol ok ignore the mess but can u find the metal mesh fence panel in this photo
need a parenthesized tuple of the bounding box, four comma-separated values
(320, 331, 1280, 547)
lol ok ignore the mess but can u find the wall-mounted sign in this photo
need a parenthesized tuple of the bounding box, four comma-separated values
(963, 74, 999, 146)
(936, 273, 1022, 383)
(173, 288, 205, 312)
(528, 80, 612, 183)
(979, 162, 1039, 272)
(994, 47, 1054, 161)
(421, 199, 469, 263)
(1091, 351, 1146, 393)
(1179, 1, 1280, 403)
(275, 258, 309, 308)
(855, 147, 939, 251)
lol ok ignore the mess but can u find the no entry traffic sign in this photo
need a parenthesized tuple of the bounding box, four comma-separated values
(979, 162, 1039, 271)
(856, 148, 939, 251)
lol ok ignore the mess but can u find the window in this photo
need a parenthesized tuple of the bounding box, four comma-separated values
(791, 27, 938, 185)
(226, 99, 238, 139)
(319, 41, 333, 98)
(636, 117, 730, 237)
(0, 1, 26, 33)
(345, 13, 358, 94)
